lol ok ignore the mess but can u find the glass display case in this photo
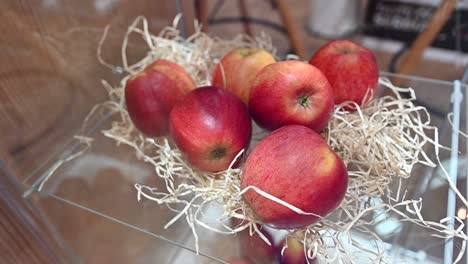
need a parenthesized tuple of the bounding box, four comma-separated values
(16, 73, 465, 263)
(1, 1, 467, 263)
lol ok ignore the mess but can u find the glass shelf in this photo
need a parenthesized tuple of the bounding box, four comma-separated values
(2, 2, 467, 263)
(20, 73, 468, 263)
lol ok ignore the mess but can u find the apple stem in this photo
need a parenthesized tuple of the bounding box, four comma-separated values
(298, 95, 309, 107)
(239, 49, 257, 57)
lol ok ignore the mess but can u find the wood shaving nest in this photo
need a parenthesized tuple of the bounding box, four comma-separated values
(42, 16, 467, 263)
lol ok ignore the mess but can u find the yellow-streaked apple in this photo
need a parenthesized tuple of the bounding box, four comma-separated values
(212, 48, 275, 104)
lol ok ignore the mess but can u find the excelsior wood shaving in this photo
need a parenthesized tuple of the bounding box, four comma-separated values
(39, 15, 467, 263)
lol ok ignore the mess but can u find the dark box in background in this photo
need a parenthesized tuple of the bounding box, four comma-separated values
(364, 0, 468, 53)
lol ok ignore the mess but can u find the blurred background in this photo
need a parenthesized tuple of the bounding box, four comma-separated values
(2, 0, 467, 180)
(0, 0, 467, 263)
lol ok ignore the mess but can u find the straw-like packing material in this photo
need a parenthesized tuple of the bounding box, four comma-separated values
(43, 15, 467, 263)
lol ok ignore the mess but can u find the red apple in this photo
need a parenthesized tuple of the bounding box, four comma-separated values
(241, 125, 348, 229)
(309, 40, 379, 108)
(212, 48, 275, 104)
(248, 61, 334, 132)
(239, 226, 276, 264)
(278, 237, 316, 264)
(169, 87, 252, 172)
(125, 59, 196, 137)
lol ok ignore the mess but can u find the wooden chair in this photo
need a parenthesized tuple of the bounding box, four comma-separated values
(193, 0, 308, 59)
(396, 0, 458, 76)
(193, 0, 459, 76)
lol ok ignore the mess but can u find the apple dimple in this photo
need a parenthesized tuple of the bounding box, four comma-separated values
(296, 94, 310, 108)
(334, 40, 359, 54)
(338, 46, 356, 55)
(210, 146, 227, 159)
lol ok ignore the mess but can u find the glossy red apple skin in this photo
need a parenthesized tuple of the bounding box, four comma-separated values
(241, 125, 348, 229)
(309, 40, 379, 108)
(212, 48, 275, 104)
(169, 86, 252, 172)
(125, 59, 196, 137)
(238, 227, 276, 264)
(248, 61, 334, 132)
(278, 237, 316, 264)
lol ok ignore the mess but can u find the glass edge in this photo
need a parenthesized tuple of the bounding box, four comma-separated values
(380, 71, 468, 87)
(23, 112, 115, 197)
(47, 194, 227, 263)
